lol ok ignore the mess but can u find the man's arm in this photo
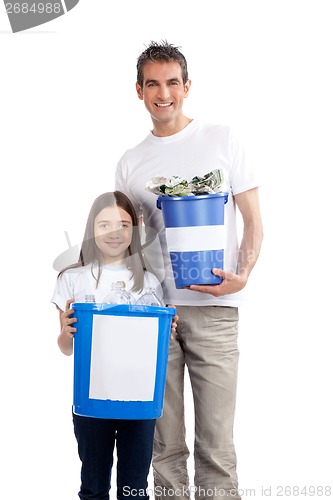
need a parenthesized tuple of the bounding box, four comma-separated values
(235, 187, 264, 281)
(188, 187, 263, 297)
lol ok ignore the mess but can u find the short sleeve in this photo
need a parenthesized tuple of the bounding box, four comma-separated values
(228, 130, 261, 195)
(50, 272, 75, 311)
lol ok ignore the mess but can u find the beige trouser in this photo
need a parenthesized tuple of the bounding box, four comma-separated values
(153, 306, 241, 500)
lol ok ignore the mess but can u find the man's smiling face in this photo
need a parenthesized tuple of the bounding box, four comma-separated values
(136, 61, 191, 134)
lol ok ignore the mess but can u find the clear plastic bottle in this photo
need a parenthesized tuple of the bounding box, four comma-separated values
(102, 281, 134, 304)
(135, 287, 163, 306)
(85, 294, 96, 303)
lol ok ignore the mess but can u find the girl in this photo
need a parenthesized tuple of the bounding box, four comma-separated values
(52, 191, 176, 500)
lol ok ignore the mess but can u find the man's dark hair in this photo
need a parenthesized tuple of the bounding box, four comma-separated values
(136, 40, 188, 88)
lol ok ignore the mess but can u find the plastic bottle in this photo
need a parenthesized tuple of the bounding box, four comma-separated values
(135, 287, 163, 306)
(102, 281, 134, 304)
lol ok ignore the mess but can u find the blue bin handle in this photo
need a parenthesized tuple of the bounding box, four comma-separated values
(156, 198, 161, 210)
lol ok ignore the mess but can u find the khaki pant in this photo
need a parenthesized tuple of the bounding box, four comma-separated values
(153, 306, 241, 500)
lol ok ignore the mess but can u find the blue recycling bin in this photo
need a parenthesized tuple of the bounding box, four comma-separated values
(72, 303, 176, 419)
(157, 192, 229, 288)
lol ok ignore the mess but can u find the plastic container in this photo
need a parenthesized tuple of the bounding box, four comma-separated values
(157, 192, 229, 288)
(72, 303, 176, 419)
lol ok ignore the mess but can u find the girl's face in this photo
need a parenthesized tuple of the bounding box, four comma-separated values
(94, 205, 133, 265)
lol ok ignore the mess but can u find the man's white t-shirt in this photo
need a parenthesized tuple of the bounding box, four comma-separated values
(115, 119, 259, 306)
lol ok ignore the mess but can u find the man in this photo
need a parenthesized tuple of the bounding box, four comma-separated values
(115, 41, 263, 500)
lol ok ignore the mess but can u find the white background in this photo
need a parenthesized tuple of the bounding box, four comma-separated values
(1, 1, 333, 498)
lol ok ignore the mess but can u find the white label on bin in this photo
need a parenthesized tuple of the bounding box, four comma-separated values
(165, 225, 226, 252)
(89, 315, 159, 401)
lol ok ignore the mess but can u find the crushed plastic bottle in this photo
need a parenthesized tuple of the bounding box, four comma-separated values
(135, 287, 163, 306)
(102, 281, 134, 304)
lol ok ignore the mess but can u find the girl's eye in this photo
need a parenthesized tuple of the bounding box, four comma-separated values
(99, 223, 129, 230)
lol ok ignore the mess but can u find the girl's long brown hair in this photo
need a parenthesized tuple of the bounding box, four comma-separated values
(58, 191, 146, 292)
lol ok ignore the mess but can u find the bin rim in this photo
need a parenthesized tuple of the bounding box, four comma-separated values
(157, 192, 229, 208)
(72, 302, 176, 316)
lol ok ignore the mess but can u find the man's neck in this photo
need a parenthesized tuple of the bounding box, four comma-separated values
(152, 116, 193, 138)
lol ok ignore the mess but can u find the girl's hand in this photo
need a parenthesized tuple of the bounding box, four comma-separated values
(171, 314, 179, 335)
(60, 298, 77, 338)
(167, 304, 178, 340)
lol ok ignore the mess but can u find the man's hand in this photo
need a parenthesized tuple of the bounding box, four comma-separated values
(187, 268, 247, 297)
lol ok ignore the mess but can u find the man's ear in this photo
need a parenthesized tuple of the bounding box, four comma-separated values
(136, 82, 144, 100)
(184, 79, 191, 97)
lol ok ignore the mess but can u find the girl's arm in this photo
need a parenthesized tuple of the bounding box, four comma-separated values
(57, 298, 77, 356)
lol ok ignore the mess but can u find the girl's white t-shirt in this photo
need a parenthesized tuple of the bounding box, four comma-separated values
(51, 264, 163, 311)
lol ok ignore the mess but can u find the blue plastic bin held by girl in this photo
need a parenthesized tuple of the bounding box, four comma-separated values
(72, 303, 176, 419)
(157, 192, 229, 288)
